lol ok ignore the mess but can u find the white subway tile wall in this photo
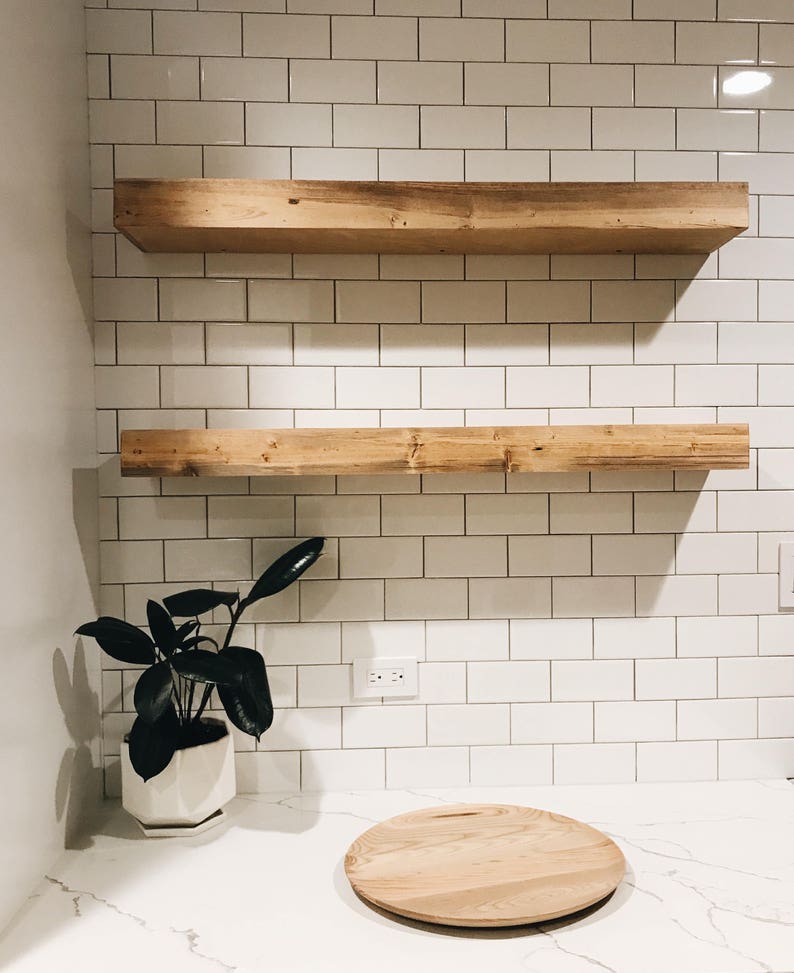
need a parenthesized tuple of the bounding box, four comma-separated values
(90, 5, 794, 794)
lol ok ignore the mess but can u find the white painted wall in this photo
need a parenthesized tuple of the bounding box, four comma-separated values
(0, 0, 99, 931)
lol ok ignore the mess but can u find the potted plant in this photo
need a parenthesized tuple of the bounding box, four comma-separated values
(76, 537, 324, 834)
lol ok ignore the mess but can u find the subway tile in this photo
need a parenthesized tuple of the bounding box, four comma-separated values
(337, 366, 420, 408)
(592, 21, 674, 63)
(296, 495, 380, 537)
(378, 149, 463, 181)
(159, 362, 247, 407)
(549, 0, 630, 14)
(553, 577, 635, 618)
(87, 9, 153, 54)
(466, 494, 548, 535)
(552, 150, 635, 181)
(678, 22, 757, 65)
(554, 744, 636, 784)
(720, 657, 794, 698)
(509, 281, 590, 322)
(677, 109, 757, 151)
(470, 746, 553, 786)
(468, 578, 551, 619)
(165, 538, 251, 581)
(208, 497, 294, 538)
(115, 144, 203, 178)
(421, 107, 505, 150)
(720, 151, 794, 194)
(509, 535, 591, 577)
(248, 279, 333, 322)
(720, 237, 794, 279)
(420, 18, 503, 62)
(760, 23, 794, 64)
(719, 490, 794, 530)
(302, 579, 384, 621)
(508, 107, 591, 149)
(377, 62, 462, 105)
(761, 110, 794, 151)
(636, 322, 717, 365)
(467, 324, 547, 366)
(157, 100, 244, 144)
(298, 666, 357, 709)
(154, 11, 242, 55)
(301, 749, 384, 790)
(718, 739, 794, 780)
(386, 747, 469, 788)
(759, 615, 794, 656)
(426, 619, 508, 662)
(637, 573, 718, 617)
(112, 55, 199, 100)
(594, 617, 675, 659)
(259, 708, 340, 752)
(422, 367, 504, 409)
(637, 741, 717, 782)
(675, 280, 757, 321)
(678, 615, 757, 657)
(386, 579, 468, 620)
(464, 0, 544, 13)
(718, 573, 778, 615)
(512, 701, 593, 744)
(760, 282, 794, 320)
(423, 281, 505, 323)
(635, 0, 715, 16)
(381, 324, 463, 366)
(290, 58, 373, 103)
(246, 102, 331, 145)
(244, 13, 329, 57)
(551, 65, 634, 107)
(593, 535, 675, 576)
(160, 278, 246, 321)
(511, 618, 593, 660)
(636, 658, 716, 699)
(551, 494, 633, 535)
(468, 661, 549, 703)
(293, 148, 378, 179)
(592, 365, 673, 406)
(119, 497, 206, 540)
(553, 660, 633, 702)
(593, 281, 675, 323)
(334, 15, 416, 59)
(207, 323, 291, 365)
(382, 495, 463, 536)
(428, 703, 509, 745)
(336, 281, 420, 323)
(90, 99, 155, 144)
(425, 535, 507, 578)
(334, 105, 418, 148)
(203, 145, 290, 177)
(101, 541, 164, 584)
(593, 108, 675, 150)
(676, 532, 757, 575)
(262, 622, 341, 666)
(340, 537, 422, 579)
(678, 699, 757, 740)
(507, 20, 590, 63)
(466, 150, 550, 181)
(759, 698, 794, 738)
(595, 701, 675, 742)
(721, 67, 794, 110)
(636, 65, 717, 108)
(95, 365, 159, 408)
(551, 323, 631, 366)
(249, 366, 334, 407)
(116, 322, 204, 365)
(202, 56, 288, 101)
(236, 752, 299, 793)
(465, 64, 548, 106)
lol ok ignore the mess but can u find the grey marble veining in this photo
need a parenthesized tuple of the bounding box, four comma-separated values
(2, 780, 793, 973)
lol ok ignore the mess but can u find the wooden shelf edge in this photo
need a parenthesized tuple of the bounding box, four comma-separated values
(114, 179, 750, 256)
(121, 424, 750, 478)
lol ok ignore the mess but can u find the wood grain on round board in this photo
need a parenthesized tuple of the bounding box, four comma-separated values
(344, 803, 626, 928)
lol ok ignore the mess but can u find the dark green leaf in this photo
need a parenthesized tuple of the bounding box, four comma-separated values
(175, 620, 199, 643)
(127, 707, 179, 782)
(163, 588, 239, 618)
(242, 538, 324, 610)
(146, 600, 178, 657)
(75, 616, 155, 665)
(217, 646, 273, 741)
(133, 661, 174, 726)
(179, 635, 219, 651)
(172, 649, 241, 686)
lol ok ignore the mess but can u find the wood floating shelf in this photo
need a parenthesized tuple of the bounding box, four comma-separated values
(121, 424, 750, 478)
(114, 179, 749, 256)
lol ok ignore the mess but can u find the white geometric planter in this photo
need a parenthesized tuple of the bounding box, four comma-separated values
(121, 720, 236, 835)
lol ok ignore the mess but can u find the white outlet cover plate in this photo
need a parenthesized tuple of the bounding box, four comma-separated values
(780, 543, 794, 610)
(352, 657, 418, 699)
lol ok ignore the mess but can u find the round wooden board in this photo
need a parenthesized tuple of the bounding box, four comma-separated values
(344, 804, 625, 928)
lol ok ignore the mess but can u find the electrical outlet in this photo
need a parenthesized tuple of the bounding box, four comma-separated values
(352, 657, 418, 699)
(780, 543, 794, 610)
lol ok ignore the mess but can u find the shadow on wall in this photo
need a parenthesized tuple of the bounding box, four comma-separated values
(53, 642, 102, 850)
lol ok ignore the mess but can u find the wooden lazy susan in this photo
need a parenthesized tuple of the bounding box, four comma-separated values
(344, 804, 625, 928)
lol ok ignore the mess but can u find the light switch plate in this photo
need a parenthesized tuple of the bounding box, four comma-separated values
(352, 657, 418, 699)
(779, 543, 794, 610)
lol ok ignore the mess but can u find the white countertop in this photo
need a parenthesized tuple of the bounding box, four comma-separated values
(2, 780, 793, 973)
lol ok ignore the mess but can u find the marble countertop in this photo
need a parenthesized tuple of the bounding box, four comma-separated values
(2, 780, 793, 973)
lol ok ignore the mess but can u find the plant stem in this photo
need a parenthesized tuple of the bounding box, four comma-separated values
(193, 599, 243, 724)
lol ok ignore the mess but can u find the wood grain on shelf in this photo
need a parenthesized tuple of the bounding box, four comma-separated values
(120, 424, 750, 477)
(114, 179, 749, 255)
(344, 803, 626, 927)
